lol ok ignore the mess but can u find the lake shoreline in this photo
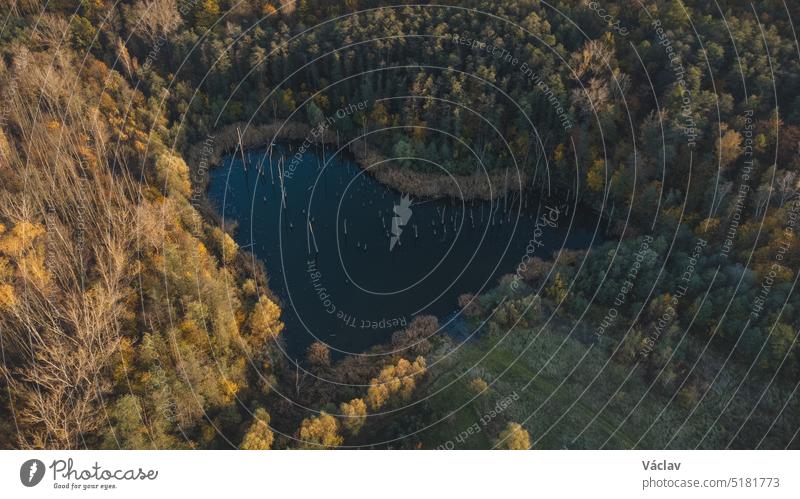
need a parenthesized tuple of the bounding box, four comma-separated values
(186, 121, 529, 201)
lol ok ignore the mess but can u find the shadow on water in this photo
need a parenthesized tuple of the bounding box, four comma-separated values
(208, 143, 599, 360)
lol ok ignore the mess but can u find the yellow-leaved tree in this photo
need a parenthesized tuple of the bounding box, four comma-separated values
(297, 413, 343, 449)
(154, 151, 191, 198)
(0, 221, 49, 309)
(240, 408, 275, 450)
(248, 295, 284, 345)
(366, 356, 427, 410)
(494, 423, 531, 450)
(210, 227, 238, 264)
(339, 398, 367, 436)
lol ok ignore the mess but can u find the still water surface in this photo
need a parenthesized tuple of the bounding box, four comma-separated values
(208, 143, 598, 359)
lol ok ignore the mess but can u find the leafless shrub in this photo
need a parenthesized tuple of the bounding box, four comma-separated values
(128, 0, 183, 43)
(0, 49, 140, 448)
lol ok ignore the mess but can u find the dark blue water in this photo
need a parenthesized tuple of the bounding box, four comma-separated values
(208, 143, 598, 359)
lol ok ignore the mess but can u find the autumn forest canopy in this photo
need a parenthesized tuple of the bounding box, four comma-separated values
(0, 0, 799, 450)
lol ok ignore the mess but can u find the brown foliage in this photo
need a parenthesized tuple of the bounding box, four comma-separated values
(458, 293, 483, 318)
(390, 315, 437, 356)
(306, 341, 331, 368)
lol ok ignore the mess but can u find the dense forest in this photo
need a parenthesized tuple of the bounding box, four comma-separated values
(1, 0, 799, 449)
